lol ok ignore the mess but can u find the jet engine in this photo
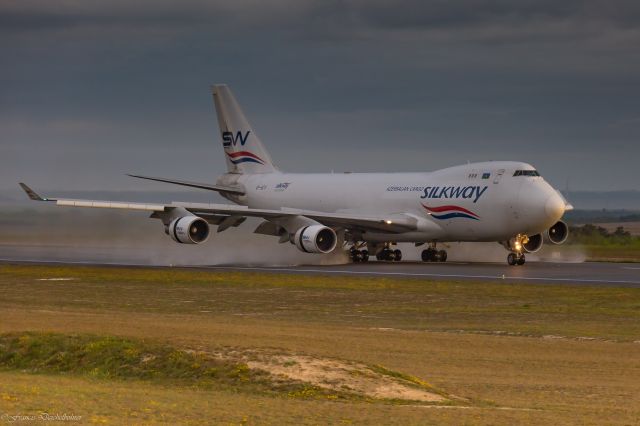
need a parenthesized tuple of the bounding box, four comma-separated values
(547, 220, 569, 245)
(294, 225, 337, 254)
(523, 233, 543, 253)
(168, 215, 210, 244)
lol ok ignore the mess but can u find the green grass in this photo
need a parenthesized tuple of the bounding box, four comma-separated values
(0, 332, 348, 401)
(2, 264, 640, 341)
(2, 265, 640, 424)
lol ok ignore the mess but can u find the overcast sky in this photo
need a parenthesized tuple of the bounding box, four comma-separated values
(2, 0, 640, 192)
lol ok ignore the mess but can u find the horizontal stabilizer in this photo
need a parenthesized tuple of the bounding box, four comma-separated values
(127, 174, 245, 195)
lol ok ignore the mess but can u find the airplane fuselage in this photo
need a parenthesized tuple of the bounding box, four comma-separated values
(221, 160, 566, 244)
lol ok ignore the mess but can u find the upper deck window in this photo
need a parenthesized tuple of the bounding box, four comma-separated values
(513, 170, 540, 177)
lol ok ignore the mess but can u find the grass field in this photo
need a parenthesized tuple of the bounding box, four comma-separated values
(1, 264, 640, 424)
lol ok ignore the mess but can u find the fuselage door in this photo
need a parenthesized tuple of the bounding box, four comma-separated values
(493, 169, 505, 184)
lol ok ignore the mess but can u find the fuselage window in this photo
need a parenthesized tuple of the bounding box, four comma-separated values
(513, 170, 540, 177)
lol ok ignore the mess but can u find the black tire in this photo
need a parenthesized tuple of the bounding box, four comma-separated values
(376, 249, 389, 261)
(421, 249, 432, 262)
(361, 250, 369, 262)
(438, 250, 447, 262)
(517, 255, 526, 266)
(507, 253, 517, 266)
(393, 249, 402, 262)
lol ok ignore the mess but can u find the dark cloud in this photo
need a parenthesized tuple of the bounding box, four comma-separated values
(1, 0, 639, 192)
(353, 0, 640, 30)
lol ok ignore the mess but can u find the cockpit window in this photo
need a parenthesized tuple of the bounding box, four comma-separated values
(513, 170, 540, 177)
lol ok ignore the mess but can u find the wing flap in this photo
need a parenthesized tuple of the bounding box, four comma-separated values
(57, 199, 167, 211)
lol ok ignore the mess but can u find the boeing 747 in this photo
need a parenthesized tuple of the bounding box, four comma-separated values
(20, 85, 572, 265)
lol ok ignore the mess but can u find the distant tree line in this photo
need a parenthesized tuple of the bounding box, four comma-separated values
(568, 224, 638, 246)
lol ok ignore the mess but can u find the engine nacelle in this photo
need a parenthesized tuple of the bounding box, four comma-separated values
(547, 220, 569, 245)
(294, 225, 337, 254)
(168, 216, 210, 244)
(523, 233, 543, 253)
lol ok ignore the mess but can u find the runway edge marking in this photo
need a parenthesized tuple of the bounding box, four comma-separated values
(200, 265, 640, 285)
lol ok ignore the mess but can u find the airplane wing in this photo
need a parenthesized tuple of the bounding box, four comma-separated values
(18, 183, 417, 233)
(126, 174, 245, 195)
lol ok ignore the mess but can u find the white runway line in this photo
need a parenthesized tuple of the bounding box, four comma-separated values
(200, 265, 640, 285)
(0, 258, 148, 267)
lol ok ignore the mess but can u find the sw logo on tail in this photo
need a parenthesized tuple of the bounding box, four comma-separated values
(222, 131, 251, 147)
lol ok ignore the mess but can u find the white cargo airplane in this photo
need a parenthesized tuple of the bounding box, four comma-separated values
(20, 85, 572, 265)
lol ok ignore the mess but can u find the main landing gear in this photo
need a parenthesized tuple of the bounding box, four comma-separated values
(350, 246, 369, 262)
(350, 243, 402, 262)
(421, 243, 447, 263)
(376, 246, 402, 262)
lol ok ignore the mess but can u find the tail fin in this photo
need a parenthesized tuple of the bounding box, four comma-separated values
(211, 85, 277, 174)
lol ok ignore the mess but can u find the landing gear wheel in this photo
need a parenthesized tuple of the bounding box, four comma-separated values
(421, 249, 432, 262)
(350, 248, 367, 263)
(421, 248, 447, 262)
(361, 250, 369, 262)
(377, 247, 397, 261)
(393, 249, 402, 262)
(507, 253, 525, 266)
(421, 248, 436, 262)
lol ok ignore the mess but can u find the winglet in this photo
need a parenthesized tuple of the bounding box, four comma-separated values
(19, 183, 54, 201)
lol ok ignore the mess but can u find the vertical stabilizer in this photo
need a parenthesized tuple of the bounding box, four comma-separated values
(211, 85, 277, 174)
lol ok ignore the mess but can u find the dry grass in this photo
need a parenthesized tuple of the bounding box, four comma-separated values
(1, 264, 640, 424)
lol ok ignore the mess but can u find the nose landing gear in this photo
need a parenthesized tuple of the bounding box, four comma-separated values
(506, 234, 527, 266)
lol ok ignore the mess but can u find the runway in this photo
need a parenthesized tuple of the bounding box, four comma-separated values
(0, 244, 638, 286)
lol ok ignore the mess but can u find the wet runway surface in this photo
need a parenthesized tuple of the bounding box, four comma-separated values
(0, 243, 638, 286)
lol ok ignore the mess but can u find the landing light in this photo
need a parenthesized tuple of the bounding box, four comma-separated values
(385, 220, 393, 225)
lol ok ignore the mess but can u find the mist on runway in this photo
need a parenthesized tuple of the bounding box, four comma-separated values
(0, 207, 585, 266)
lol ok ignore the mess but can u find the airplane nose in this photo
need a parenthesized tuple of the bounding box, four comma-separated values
(545, 191, 565, 220)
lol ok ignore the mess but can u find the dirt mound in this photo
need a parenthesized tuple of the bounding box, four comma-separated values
(207, 349, 448, 403)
